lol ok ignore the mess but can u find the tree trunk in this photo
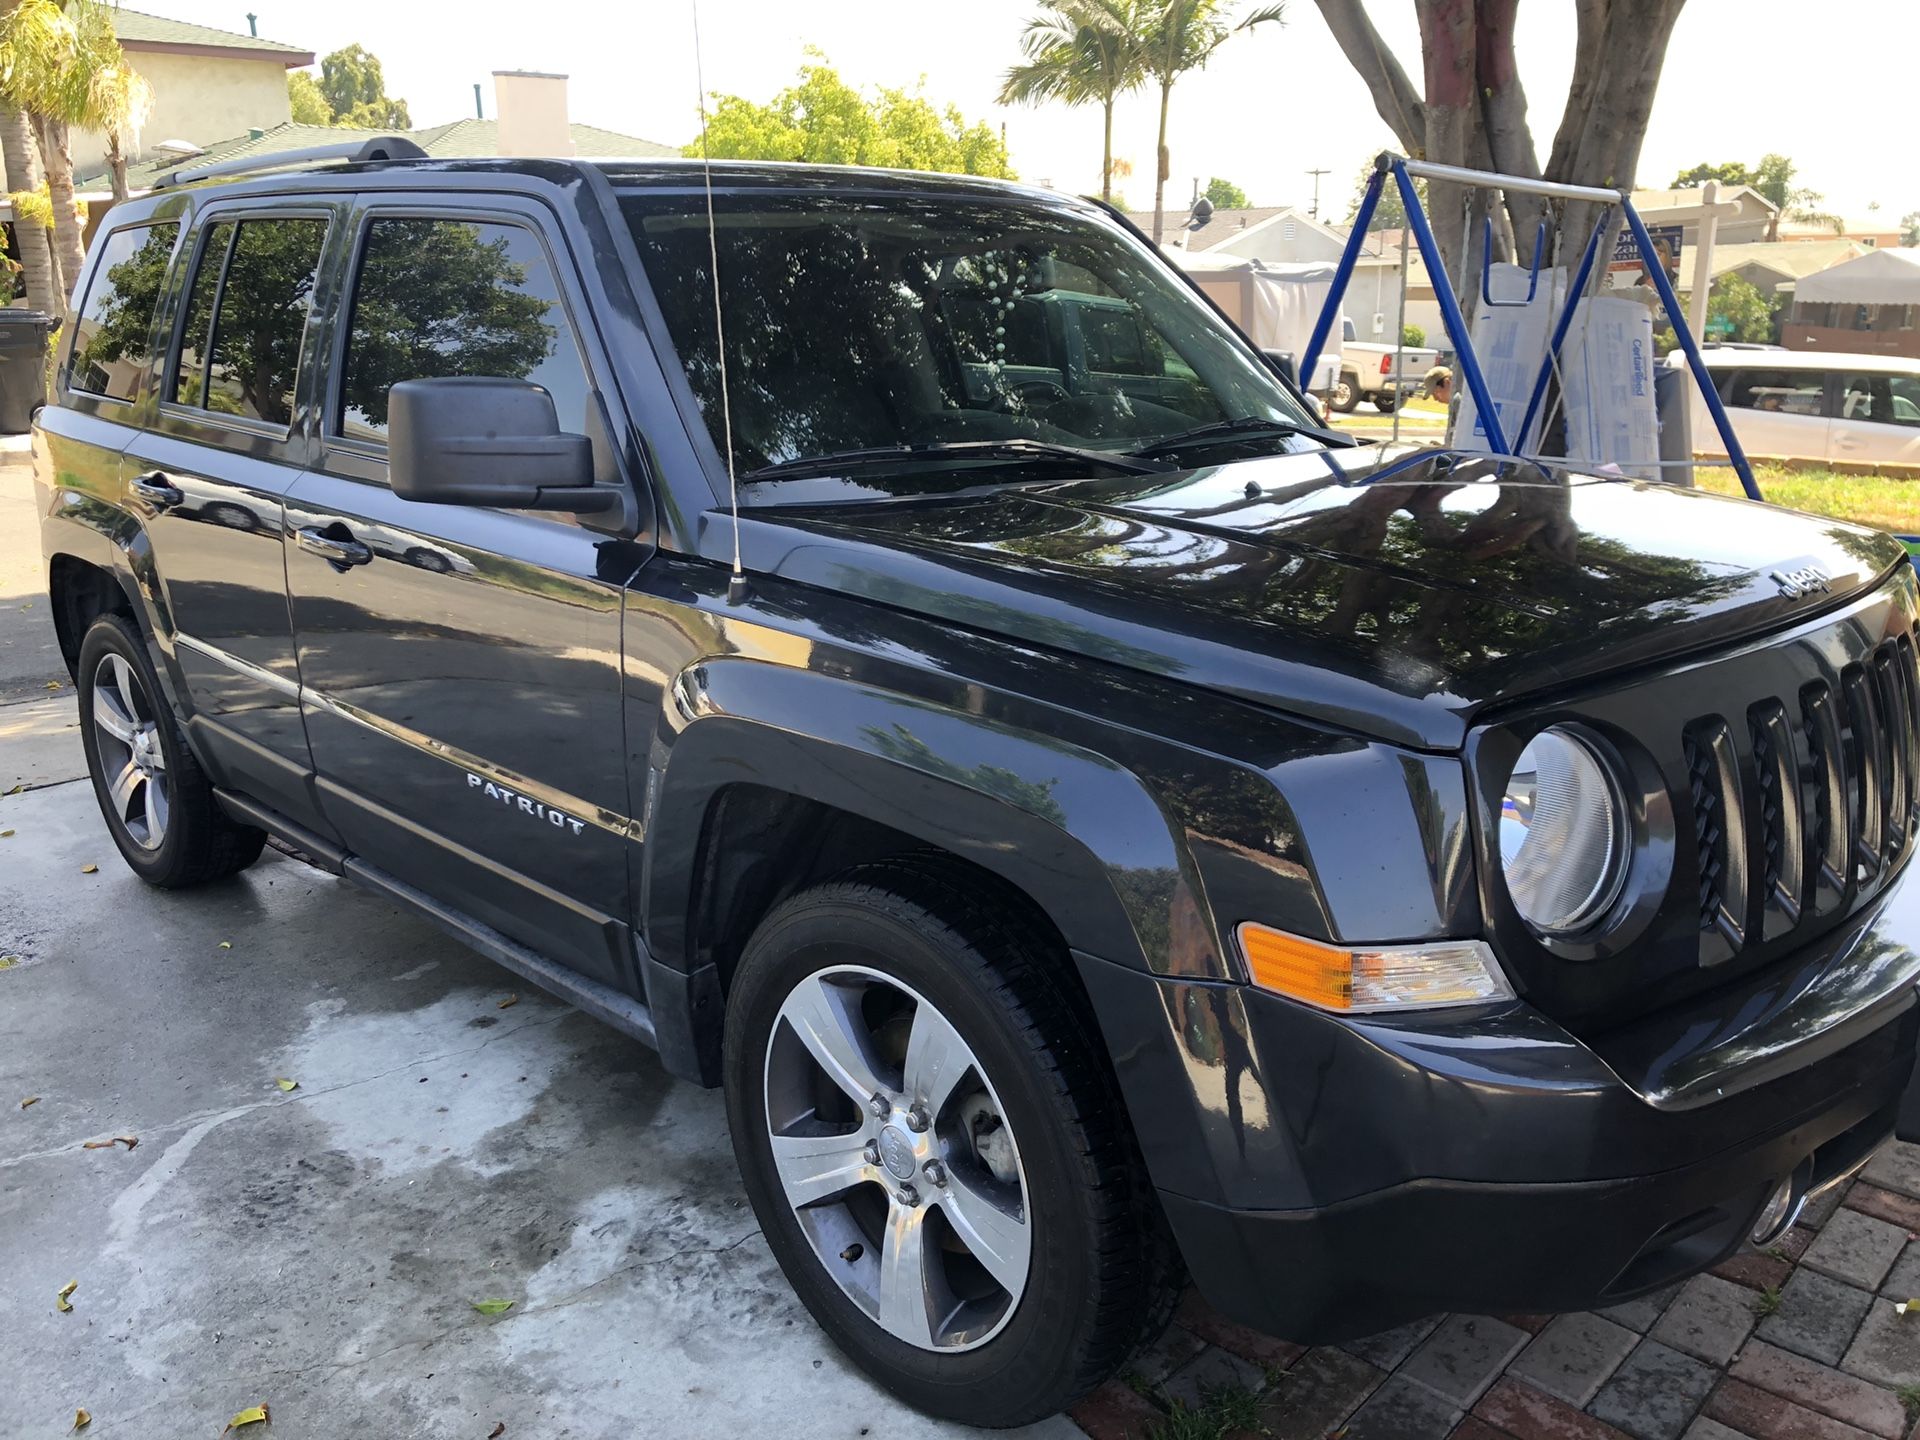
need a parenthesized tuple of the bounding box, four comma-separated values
(39, 116, 83, 301)
(1150, 79, 1171, 243)
(0, 103, 55, 311)
(1100, 98, 1114, 202)
(106, 136, 129, 204)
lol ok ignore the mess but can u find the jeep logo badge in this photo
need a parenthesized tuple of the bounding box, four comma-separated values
(1770, 563, 1832, 600)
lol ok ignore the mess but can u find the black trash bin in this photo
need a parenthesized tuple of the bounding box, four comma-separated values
(0, 309, 54, 434)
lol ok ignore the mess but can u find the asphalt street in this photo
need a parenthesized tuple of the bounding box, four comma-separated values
(0, 454, 1078, 1438)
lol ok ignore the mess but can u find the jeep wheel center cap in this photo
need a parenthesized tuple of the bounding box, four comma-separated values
(877, 1125, 916, 1180)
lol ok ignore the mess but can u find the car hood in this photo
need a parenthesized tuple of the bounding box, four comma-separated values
(732, 445, 1908, 750)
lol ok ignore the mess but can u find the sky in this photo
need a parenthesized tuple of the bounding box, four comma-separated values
(150, 0, 1920, 224)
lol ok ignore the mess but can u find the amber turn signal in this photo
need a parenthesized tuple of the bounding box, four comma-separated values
(1236, 923, 1513, 1014)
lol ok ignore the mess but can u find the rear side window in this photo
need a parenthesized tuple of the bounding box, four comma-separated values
(172, 216, 327, 426)
(70, 222, 178, 401)
(336, 217, 590, 445)
(1723, 368, 1825, 417)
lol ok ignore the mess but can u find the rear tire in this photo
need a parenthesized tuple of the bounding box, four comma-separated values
(76, 613, 265, 887)
(1373, 390, 1399, 413)
(723, 859, 1179, 1427)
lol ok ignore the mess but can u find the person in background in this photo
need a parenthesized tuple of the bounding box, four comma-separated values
(1425, 365, 1453, 407)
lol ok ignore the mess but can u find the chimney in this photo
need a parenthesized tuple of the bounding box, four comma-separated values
(492, 71, 574, 157)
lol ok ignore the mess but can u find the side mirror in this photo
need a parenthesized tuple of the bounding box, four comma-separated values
(1261, 349, 1299, 387)
(388, 377, 615, 512)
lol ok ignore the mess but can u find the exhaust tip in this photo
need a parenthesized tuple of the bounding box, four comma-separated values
(1750, 1172, 1809, 1248)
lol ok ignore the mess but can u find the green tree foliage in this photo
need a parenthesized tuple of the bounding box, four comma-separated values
(1401, 322, 1424, 347)
(342, 220, 556, 427)
(1670, 154, 1835, 238)
(694, 59, 1013, 177)
(1655, 273, 1778, 353)
(1203, 176, 1247, 208)
(1902, 211, 1920, 248)
(309, 43, 410, 129)
(287, 70, 331, 125)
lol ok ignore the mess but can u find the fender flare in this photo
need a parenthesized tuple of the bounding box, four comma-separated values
(641, 657, 1226, 980)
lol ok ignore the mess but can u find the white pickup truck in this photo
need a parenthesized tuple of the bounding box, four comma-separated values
(1326, 316, 1439, 413)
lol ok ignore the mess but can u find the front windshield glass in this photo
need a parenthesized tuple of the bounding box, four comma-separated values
(619, 189, 1318, 489)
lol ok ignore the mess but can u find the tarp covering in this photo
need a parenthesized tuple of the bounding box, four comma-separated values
(1165, 251, 1343, 390)
(1794, 246, 1920, 305)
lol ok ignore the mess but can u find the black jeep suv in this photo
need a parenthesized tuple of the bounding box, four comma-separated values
(35, 144, 1920, 1426)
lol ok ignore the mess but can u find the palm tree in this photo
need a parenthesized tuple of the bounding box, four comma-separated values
(0, 0, 132, 297)
(999, 0, 1146, 204)
(1142, 0, 1284, 243)
(89, 54, 152, 203)
(0, 1, 54, 307)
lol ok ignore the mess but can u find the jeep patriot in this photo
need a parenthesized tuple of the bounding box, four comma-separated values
(34, 141, 1920, 1426)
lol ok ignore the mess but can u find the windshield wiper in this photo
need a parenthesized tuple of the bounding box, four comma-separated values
(742, 438, 1168, 483)
(1131, 415, 1325, 459)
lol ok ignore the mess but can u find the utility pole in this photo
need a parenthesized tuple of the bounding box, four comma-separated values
(1305, 168, 1329, 220)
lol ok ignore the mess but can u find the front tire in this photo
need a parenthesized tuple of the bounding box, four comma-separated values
(723, 861, 1177, 1427)
(1329, 372, 1360, 412)
(76, 613, 265, 887)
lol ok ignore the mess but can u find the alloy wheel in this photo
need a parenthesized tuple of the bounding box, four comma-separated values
(763, 965, 1031, 1352)
(90, 652, 170, 850)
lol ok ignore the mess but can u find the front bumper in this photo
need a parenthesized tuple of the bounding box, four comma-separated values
(1078, 874, 1920, 1341)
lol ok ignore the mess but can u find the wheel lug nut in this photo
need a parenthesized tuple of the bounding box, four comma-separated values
(922, 1159, 947, 1187)
(867, 1093, 890, 1120)
(904, 1105, 930, 1133)
(862, 1140, 880, 1166)
(894, 1184, 920, 1208)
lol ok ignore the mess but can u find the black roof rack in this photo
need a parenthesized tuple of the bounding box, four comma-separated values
(151, 135, 429, 191)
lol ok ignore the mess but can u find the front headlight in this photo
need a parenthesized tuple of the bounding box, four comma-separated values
(1499, 726, 1628, 936)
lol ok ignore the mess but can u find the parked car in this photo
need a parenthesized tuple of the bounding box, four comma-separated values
(1326, 315, 1438, 412)
(37, 145, 1920, 1428)
(1682, 347, 1920, 466)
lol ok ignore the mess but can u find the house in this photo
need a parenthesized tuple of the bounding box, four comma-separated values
(1776, 214, 1907, 249)
(68, 9, 312, 177)
(1782, 246, 1920, 358)
(86, 72, 676, 194)
(1130, 205, 1349, 263)
(1629, 185, 1779, 245)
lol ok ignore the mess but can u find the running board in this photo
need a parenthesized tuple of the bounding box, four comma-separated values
(212, 787, 660, 1054)
(343, 858, 659, 1051)
(214, 788, 347, 873)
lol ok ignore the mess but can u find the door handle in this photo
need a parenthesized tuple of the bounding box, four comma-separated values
(296, 525, 373, 569)
(130, 471, 184, 510)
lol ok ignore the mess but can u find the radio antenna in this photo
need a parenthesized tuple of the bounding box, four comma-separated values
(690, 0, 747, 604)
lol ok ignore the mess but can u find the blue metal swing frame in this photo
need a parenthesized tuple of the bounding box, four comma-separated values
(1297, 154, 1764, 502)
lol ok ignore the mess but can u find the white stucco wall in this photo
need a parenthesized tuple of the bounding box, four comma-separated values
(69, 51, 293, 175)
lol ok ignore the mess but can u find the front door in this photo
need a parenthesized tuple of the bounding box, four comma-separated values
(283, 197, 644, 991)
(115, 207, 337, 833)
(1831, 369, 1920, 465)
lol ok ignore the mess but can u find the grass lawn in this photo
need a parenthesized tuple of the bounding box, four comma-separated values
(1695, 464, 1920, 540)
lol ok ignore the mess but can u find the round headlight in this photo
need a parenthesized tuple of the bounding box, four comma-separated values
(1499, 727, 1628, 936)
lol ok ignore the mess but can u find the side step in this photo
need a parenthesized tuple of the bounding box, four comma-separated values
(211, 789, 659, 1052)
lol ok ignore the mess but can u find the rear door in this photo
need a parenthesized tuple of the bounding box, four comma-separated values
(115, 205, 338, 833)
(283, 193, 644, 991)
(1830, 368, 1920, 465)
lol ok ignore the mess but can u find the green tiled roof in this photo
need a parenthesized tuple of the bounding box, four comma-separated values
(111, 9, 312, 61)
(85, 119, 678, 190)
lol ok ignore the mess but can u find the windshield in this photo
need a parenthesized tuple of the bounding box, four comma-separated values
(619, 189, 1319, 493)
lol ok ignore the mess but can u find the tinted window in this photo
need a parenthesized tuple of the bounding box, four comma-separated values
(621, 193, 1312, 485)
(70, 222, 177, 400)
(173, 221, 233, 407)
(1838, 371, 1920, 428)
(337, 218, 590, 444)
(202, 219, 327, 425)
(1724, 368, 1825, 417)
